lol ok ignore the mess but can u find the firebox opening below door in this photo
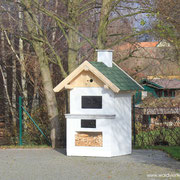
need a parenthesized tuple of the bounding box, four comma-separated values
(75, 131, 103, 147)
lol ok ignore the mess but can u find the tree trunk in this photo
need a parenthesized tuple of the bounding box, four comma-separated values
(0, 66, 16, 125)
(0, 30, 9, 122)
(11, 43, 17, 127)
(31, 60, 39, 111)
(34, 43, 61, 148)
(18, 0, 27, 106)
(67, 0, 80, 73)
(3, 30, 20, 128)
(23, 0, 61, 148)
(97, 0, 111, 49)
(52, 0, 58, 45)
(67, 28, 79, 73)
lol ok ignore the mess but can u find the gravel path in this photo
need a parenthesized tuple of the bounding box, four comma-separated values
(0, 149, 179, 180)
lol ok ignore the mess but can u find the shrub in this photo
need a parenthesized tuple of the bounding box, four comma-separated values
(22, 105, 51, 145)
(135, 127, 180, 147)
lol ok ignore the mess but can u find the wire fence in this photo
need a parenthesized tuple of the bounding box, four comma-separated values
(133, 106, 180, 147)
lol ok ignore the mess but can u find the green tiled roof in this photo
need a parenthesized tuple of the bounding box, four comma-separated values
(90, 62, 143, 91)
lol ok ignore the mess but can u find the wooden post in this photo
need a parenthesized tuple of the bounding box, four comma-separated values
(133, 95, 136, 146)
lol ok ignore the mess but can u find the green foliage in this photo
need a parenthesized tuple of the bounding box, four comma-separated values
(135, 127, 180, 147)
(140, 19, 146, 26)
(0, 145, 50, 149)
(156, 21, 176, 40)
(22, 105, 51, 146)
(135, 121, 143, 134)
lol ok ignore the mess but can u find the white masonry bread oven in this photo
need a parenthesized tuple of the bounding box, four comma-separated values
(54, 50, 143, 157)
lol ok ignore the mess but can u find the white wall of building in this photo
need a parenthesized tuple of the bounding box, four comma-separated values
(66, 115, 115, 157)
(70, 87, 115, 115)
(67, 87, 132, 157)
(111, 92, 132, 156)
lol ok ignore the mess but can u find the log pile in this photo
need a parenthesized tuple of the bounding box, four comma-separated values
(75, 132, 103, 147)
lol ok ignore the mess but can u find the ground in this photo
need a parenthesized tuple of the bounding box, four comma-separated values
(0, 149, 179, 180)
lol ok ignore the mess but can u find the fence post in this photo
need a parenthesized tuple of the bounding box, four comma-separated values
(19, 96, 22, 146)
(133, 95, 136, 146)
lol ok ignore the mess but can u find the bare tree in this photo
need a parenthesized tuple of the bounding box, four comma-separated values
(21, 0, 61, 148)
(153, 0, 180, 65)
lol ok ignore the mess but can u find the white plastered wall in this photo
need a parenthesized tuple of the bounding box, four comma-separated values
(70, 87, 115, 115)
(66, 87, 132, 157)
(66, 116, 114, 157)
(111, 92, 132, 156)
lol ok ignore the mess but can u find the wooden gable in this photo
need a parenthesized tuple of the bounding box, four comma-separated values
(53, 61, 119, 93)
(68, 70, 105, 88)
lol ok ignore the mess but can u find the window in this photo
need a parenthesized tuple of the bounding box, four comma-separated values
(81, 120, 96, 128)
(156, 89, 175, 97)
(156, 90, 163, 97)
(164, 90, 168, 97)
(81, 96, 102, 109)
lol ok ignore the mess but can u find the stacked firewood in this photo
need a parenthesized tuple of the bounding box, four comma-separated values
(75, 132, 103, 147)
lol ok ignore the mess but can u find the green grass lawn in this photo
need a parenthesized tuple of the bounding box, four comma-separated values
(135, 146, 180, 161)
